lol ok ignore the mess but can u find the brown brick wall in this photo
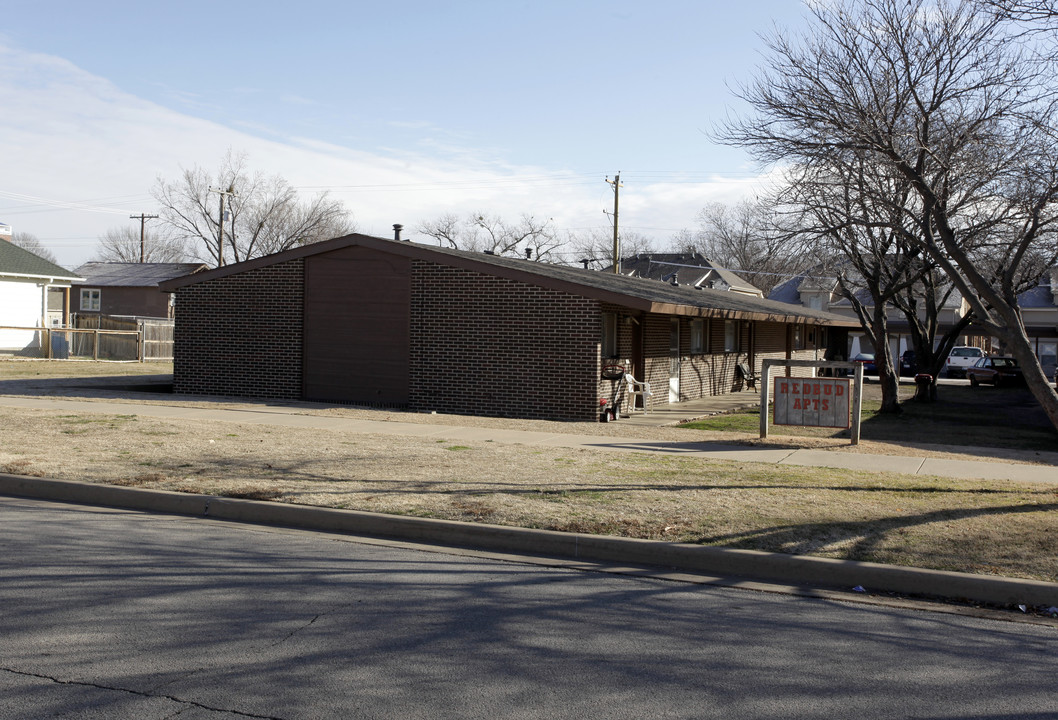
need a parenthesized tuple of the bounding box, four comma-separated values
(410, 260, 601, 421)
(173, 260, 304, 398)
(170, 252, 826, 421)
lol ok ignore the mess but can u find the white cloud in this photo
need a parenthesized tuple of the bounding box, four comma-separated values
(0, 44, 766, 267)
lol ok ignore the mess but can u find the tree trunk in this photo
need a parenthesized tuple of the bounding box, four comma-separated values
(994, 315, 1058, 433)
(872, 306, 902, 414)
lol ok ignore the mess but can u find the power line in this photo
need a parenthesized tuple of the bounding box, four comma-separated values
(0, 190, 151, 216)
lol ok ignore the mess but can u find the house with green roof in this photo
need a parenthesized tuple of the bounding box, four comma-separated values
(0, 240, 83, 356)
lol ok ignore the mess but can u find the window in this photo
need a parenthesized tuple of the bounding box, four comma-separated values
(601, 313, 618, 358)
(793, 324, 805, 350)
(690, 319, 705, 354)
(80, 288, 101, 312)
(724, 320, 739, 352)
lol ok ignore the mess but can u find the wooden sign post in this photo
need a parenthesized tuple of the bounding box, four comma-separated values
(759, 359, 863, 445)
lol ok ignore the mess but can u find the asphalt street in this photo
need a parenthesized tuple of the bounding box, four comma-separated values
(2, 497, 1057, 719)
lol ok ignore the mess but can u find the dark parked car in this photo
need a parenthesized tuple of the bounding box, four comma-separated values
(900, 350, 917, 377)
(852, 352, 876, 375)
(966, 356, 1025, 387)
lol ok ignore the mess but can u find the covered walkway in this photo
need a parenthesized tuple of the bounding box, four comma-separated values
(617, 388, 762, 427)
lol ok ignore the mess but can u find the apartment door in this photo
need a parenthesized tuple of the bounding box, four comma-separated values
(669, 318, 680, 403)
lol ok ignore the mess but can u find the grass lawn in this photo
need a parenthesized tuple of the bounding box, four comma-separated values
(2, 360, 1058, 585)
(680, 382, 1058, 452)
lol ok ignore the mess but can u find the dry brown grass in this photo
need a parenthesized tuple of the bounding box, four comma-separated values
(2, 395, 1057, 583)
(0, 359, 172, 379)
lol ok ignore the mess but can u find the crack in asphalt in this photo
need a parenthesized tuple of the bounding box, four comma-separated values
(270, 612, 323, 648)
(1, 666, 288, 719)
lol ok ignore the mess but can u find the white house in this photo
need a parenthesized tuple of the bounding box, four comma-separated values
(0, 240, 82, 356)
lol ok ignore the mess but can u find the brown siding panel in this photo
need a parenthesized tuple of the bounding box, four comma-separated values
(303, 247, 410, 404)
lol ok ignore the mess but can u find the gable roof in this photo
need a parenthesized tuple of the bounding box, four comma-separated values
(73, 262, 208, 288)
(1017, 268, 1057, 309)
(0, 241, 82, 282)
(603, 252, 763, 295)
(161, 234, 859, 327)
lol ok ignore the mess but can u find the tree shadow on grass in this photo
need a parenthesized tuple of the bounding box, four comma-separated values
(694, 501, 1058, 564)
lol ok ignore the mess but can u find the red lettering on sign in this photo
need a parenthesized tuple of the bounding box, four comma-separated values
(813, 383, 821, 395)
(822, 399, 829, 411)
(836, 385, 845, 396)
(824, 384, 832, 396)
(779, 382, 788, 394)
(792, 383, 800, 394)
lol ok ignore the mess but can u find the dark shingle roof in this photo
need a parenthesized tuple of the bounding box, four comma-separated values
(1018, 269, 1057, 309)
(603, 252, 762, 294)
(74, 262, 207, 287)
(0, 241, 81, 281)
(161, 234, 858, 327)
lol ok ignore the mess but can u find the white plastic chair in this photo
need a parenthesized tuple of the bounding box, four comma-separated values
(624, 374, 653, 415)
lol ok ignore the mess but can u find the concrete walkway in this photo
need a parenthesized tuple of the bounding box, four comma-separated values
(1, 393, 1056, 483)
(616, 388, 763, 426)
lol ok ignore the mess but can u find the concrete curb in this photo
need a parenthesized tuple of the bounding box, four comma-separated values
(3, 473, 1057, 608)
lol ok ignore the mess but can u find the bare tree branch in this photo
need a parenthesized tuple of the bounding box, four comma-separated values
(94, 226, 189, 263)
(152, 149, 356, 267)
(9, 232, 58, 265)
(719, 0, 1058, 430)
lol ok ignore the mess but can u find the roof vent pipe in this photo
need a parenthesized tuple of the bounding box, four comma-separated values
(393, 224, 404, 242)
(525, 247, 533, 260)
(580, 258, 590, 270)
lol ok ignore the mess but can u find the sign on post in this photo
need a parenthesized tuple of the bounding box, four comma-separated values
(772, 377, 851, 429)
(759, 360, 862, 445)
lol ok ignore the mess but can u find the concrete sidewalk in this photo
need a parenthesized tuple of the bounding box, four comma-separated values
(2, 394, 1056, 483)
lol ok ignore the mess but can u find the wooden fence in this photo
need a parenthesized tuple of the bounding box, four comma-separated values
(0, 317, 174, 362)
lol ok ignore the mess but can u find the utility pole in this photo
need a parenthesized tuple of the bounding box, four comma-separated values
(605, 173, 623, 274)
(208, 185, 236, 267)
(129, 214, 158, 263)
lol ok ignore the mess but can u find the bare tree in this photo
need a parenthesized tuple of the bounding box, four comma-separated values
(10, 231, 59, 265)
(152, 150, 355, 267)
(417, 212, 563, 261)
(565, 228, 658, 269)
(979, 0, 1058, 23)
(673, 198, 812, 296)
(94, 226, 190, 263)
(788, 156, 980, 410)
(720, 0, 1058, 431)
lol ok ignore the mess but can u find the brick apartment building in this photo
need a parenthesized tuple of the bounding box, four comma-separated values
(160, 234, 857, 421)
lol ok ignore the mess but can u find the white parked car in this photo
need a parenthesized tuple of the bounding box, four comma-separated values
(944, 346, 985, 378)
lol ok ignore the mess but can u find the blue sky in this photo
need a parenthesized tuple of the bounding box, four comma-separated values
(0, 0, 809, 266)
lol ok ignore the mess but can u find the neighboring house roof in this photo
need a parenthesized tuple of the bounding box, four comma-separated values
(73, 262, 207, 287)
(1018, 268, 1058, 309)
(602, 252, 763, 296)
(0, 240, 82, 282)
(161, 234, 858, 327)
(767, 275, 804, 305)
(770, 265, 965, 311)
